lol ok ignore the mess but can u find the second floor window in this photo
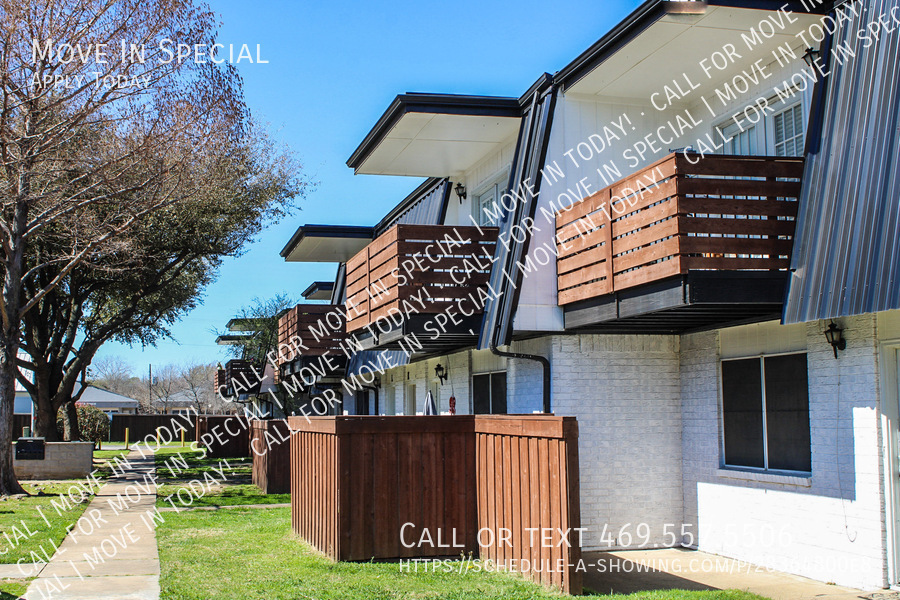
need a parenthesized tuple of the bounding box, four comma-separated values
(472, 174, 506, 227)
(718, 98, 805, 158)
(773, 103, 804, 157)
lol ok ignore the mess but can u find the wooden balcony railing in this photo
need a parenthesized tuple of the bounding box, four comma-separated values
(277, 304, 347, 366)
(217, 359, 260, 397)
(345, 224, 498, 333)
(555, 152, 804, 306)
(214, 368, 227, 392)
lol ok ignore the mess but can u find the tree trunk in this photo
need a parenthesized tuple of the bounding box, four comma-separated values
(0, 343, 26, 495)
(33, 402, 60, 442)
(63, 401, 80, 441)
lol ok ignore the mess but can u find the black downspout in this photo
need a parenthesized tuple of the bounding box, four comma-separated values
(490, 343, 551, 414)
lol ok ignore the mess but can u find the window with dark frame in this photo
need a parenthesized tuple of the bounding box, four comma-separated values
(721, 353, 811, 473)
(472, 372, 507, 415)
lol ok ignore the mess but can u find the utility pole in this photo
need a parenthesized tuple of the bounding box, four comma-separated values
(148, 364, 152, 414)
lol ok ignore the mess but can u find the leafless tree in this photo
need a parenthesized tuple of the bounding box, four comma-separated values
(0, 0, 248, 494)
(89, 356, 135, 394)
(179, 362, 215, 414)
(150, 364, 179, 415)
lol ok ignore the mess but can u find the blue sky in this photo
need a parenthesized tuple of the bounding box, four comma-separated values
(95, 0, 641, 374)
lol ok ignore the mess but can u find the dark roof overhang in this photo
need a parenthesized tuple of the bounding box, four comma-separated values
(302, 281, 335, 301)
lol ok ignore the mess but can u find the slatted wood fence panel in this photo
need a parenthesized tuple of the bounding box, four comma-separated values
(250, 419, 291, 493)
(195, 415, 250, 458)
(555, 152, 804, 305)
(344, 225, 498, 332)
(287, 415, 581, 594)
(289, 416, 478, 562)
(475, 416, 581, 594)
(109, 414, 198, 442)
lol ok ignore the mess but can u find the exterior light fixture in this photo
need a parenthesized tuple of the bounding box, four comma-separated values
(802, 47, 820, 68)
(434, 363, 448, 385)
(454, 182, 467, 203)
(824, 321, 846, 358)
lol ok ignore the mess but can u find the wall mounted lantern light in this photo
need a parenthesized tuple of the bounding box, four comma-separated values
(802, 46, 821, 68)
(454, 182, 467, 203)
(434, 363, 448, 385)
(824, 321, 846, 359)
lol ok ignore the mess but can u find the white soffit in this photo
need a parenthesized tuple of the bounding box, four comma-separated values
(285, 235, 372, 263)
(354, 113, 520, 177)
(567, 7, 824, 99)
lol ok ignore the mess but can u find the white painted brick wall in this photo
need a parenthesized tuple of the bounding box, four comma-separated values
(681, 315, 886, 590)
(511, 334, 685, 551)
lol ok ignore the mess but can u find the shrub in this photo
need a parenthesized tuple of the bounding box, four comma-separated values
(56, 403, 110, 442)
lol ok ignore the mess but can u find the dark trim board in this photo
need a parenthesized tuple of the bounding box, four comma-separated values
(282, 355, 348, 378)
(563, 271, 789, 332)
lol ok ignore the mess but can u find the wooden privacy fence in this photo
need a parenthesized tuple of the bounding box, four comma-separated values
(555, 152, 804, 305)
(196, 415, 250, 458)
(109, 414, 198, 442)
(251, 419, 291, 494)
(289, 416, 477, 561)
(476, 416, 581, 594)
(288, 415, 581, 594)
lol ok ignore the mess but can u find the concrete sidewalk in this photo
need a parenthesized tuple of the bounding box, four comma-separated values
(23, 449, 160, 600)
(583, 548, 875, 600)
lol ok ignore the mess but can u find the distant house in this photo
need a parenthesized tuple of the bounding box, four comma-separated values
(156, 390, 199, 415)
(76, 385, 139, 415)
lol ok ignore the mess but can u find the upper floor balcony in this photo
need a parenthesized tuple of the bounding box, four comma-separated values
(216, 359, 261, 397)
(345, 224, 498, 353)
(555, 152, 804, 331)
(276, 303, 348, 379)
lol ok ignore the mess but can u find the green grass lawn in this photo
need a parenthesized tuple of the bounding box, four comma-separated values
(157, 507, 769, 600)
(157, 483, 289, 509)
(0, 482, 92, 566)
(158, 506, 565, 600)
(152, 443, 201, 458)
(93, 448, 130, 462)
(93, 447, 132, 479)
(152, 447, 287, 508)
(0, 578, 29, 599)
